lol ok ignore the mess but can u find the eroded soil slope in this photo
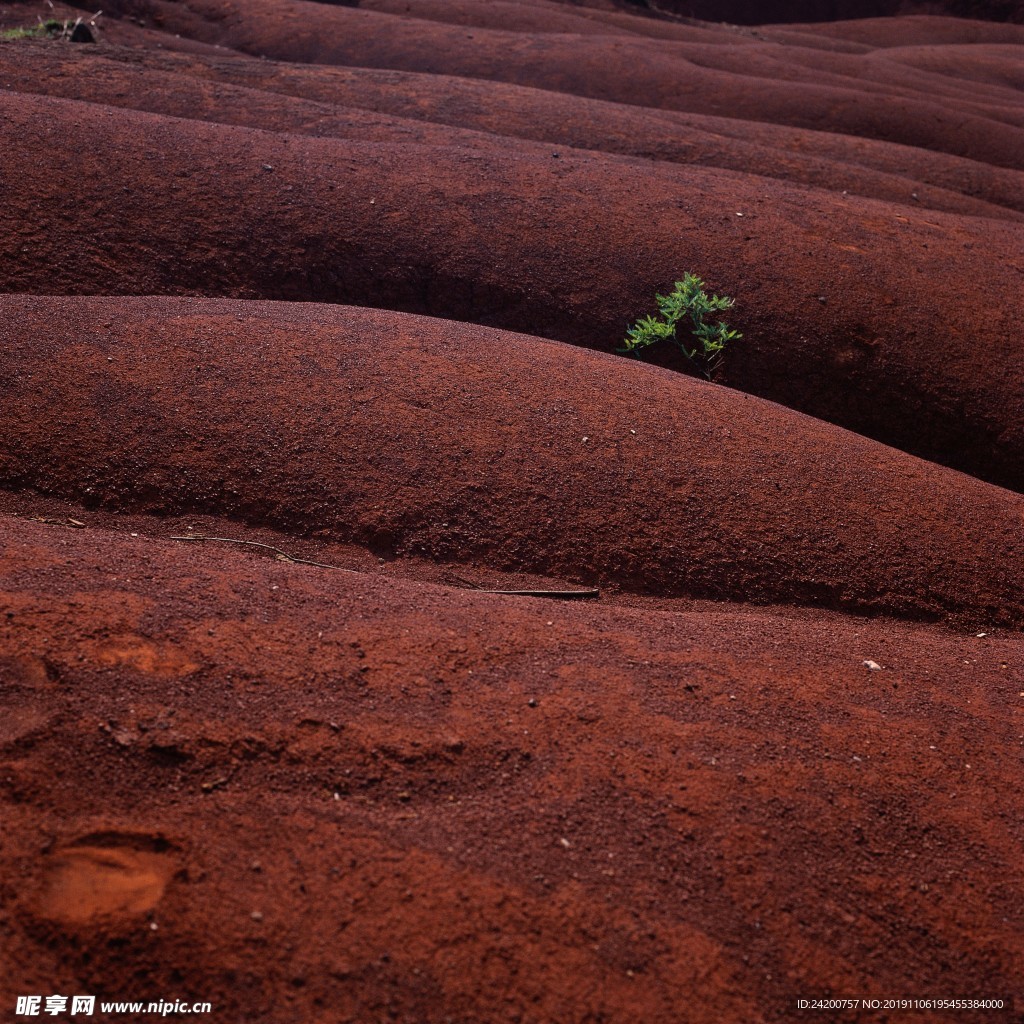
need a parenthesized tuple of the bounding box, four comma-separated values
(2, 516, 1023, 1023)
(2, 295, 1023, 626)
(1, 4, 1023, 488)
(1, 1, 1022, 1021)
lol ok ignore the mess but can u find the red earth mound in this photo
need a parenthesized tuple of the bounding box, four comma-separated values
(2, 1, 1023, 1020)
(6, 42, 1024, 222)
(68, 2, 1024, 164)
(1, 86, 1022, 490)
(0, 43, 533, 152)
(786, 12, 1024, 42)
(2, 514, 1022, 1022)
(602, 0, 1024, 25)
(2, 295, 1023, 626)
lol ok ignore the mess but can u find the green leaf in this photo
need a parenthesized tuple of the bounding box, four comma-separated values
(623, 275, 741, 380)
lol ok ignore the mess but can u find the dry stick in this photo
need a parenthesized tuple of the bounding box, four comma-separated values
(448, 574, 599, 601)
(170, 534, 361, 573)
(172, 536, 600, 599)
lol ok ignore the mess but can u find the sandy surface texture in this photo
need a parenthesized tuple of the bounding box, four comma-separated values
(0, 1, 1022, 1022)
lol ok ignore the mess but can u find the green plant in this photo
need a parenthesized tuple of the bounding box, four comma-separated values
(0, 19, 65, 40)
(0, 14, 100, 41)
(621, 273, 741, 380)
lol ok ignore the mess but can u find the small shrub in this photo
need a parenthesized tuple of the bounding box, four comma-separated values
(1, 19, 64, 40)
(0, 16, 99, 42)
(621, 273, 741, 380)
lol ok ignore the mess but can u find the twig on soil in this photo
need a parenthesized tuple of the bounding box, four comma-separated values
(449, 573, 599, 601)
(171, 536, 599, 598)
(170, 534, 361, 573)
(27, 515, 86, 528)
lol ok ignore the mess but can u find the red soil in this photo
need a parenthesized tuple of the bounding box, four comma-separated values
(1, 1, 1022, 1021)
(3, 514, 1024, 1023)
(611, 1, 1024, 25)
(3, 294, 1024, 627)
(2, 85, 1024, 488)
